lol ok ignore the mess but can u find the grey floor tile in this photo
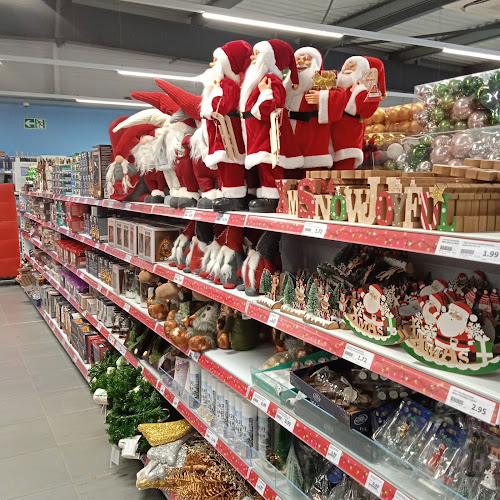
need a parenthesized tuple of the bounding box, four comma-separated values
(0, 358, 29, 381)
(60, 436, 138, 482)
(32, 367, 87, 396)
(0, 395, 45, 427)
(75, 463, 165, 500)
(6, 311, 45, 325)
(19, 340, 65, 360)
(0, 417, 57, 460)
(0, 376, 36, 402)
(25, 353, 74, 375)
(39, 386, 96, 418)
(11, 324, 53, 346)
(0, 447, 71, 499)
(48, 408, 107, 445)
(8, 484, 79, 500)
(0, 344, 21, 362)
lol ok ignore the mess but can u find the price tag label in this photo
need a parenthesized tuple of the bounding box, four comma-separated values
(302, 221, 327, 239)
(365, 472, 384, 496)
(251, 391, 271, 412)
(394, 491, 411, 500)
(255, 478, 266, 495)
(124, 203, 132, 211)
(326, 444, 342, 465)
(173, 274, 184, 286)
(215, 213, 230, 224)
(188, 350, 200, 362)
(436, 236, 500, 264)
(108, 335, 116, 347)
(205, 428, 218, 447)
(123, 303, 131, 313)
(117, 342, 127, 356)
(97, 284, 102, 293)
(97, 323, 104, 334)
(267, 312, 279, 328)
(275, 408, 296, 432)
(343, 344, 374, 370)
(172, 397, 179, 409)
(184, 209, 195, 220)
(124, 254, 132, 263)
(445, 386, 496, 424)
(71, 353, 77, 363)
(108, 200, 115, 209)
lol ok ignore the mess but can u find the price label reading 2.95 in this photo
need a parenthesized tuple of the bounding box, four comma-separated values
(445, 386, 496, 424)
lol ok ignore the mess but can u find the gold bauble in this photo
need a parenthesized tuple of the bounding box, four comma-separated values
(409, 119, 422, 133)
(387, 107, 400, 123)
(371, 108, 386, 124)
(372, 123, 385, 133)
(398, 105, 411, 122)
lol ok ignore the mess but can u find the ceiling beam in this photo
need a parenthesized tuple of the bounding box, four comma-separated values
(205, 0, 245, 7)
(390, 21, 500, 62)
(335, 0, 456, 31)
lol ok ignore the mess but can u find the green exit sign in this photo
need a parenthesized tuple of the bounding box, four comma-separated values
(24, 118, 46, 129)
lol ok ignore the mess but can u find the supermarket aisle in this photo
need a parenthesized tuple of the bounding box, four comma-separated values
(0, 284, 164, 500)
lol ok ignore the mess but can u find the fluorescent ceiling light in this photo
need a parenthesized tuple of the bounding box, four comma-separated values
(442, 47, 500, 62)
(117, 70, 197, 80)
(75, 98, 152, 107)
(202, 12, 343, 39)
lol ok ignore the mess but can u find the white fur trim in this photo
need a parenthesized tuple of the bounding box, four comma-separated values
(345, 84, 367, 116)
(259, 186, 280, 199)
(295, 47, 322, 69)
(200, 85, 224, 118)
(185, 240, 195, 268)
(254, 41, 275, 68)
(245, 151, 304, 170)
(151, 189, 164, 197)
(205, 149, 234, 168)
(242, 250, 260, 289)
(342, 56, 369, 76)
(177, 187, 200, 200)
(209, 244, 225, 278)
(220, 247, 237, 282)
(113, 109, 167, 132)
(303, 154, 333, 168)
(190, 126, 208, 161)
(201, 241, 220, 273)
(213, 47, 239, 82)
(169, 233, 189, 264)
(334, 147, 364, 168)
(250, 88, 273, 120)
(221, 185, 247, 198)
(318, 90, 330, 124)
(201, 188, 219, 200)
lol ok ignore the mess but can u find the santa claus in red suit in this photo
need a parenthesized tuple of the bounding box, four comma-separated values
(240, 40, 304, 212)
(421, 292, 449, 326)
(306, 56, 385, 170)
(198, 40, 253, 212)
(362, 284, 385, 327)
(419, 279, 448, 300)
(435, 302, 477, 353)
(285, 47, 346, 169)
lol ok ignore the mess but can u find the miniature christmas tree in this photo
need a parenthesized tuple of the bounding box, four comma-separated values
(283, 276, 296, 306)
(307, 282, 320, 315)
(305, 275, 316, 300)
(458, 477, 470, 499)
(260, 268, 272, 295)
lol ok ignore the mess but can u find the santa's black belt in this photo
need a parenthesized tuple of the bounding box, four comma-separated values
(288, 110, 318, 122)
(241, 111, 255, 119)
(343, 111, 361, 120)
(435, 333, 470, 348)
(226, 110, 240, 118)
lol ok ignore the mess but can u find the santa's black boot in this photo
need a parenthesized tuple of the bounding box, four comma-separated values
(213, 197, 247, 212)
(197, 198, 214, 209)
(248, 198, 279, 213)
(176, 197, 197, 209)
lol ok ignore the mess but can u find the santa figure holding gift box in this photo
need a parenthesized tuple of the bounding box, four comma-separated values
(435, 302, 477, 353)
(239, 39, 304, 213)
(306, 55, 385, 170)
(362, 284, 385, 327)
(284, 46, 346, 169)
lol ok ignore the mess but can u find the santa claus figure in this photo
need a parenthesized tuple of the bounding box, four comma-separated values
(362, 284, 385, 327)
(240, 39, 304, 212)
(420, 279, 448, 300)
(421, 292, 449, 326)
(306, 56, 385, 170)
(199, 40, 253, 212)
(284, 47, 345, 169)
(435, 302, 477, 353)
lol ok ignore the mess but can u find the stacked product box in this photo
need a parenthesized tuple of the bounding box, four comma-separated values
(90, 145, 112, 199)
(80, 151, 91, 198)
(71, 155, 81, 196)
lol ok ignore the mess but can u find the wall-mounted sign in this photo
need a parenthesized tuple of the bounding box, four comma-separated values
(24, 118, 46, 129)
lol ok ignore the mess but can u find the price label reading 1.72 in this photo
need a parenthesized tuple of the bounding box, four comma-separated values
(343, 344, 374, 370)
(302, 221, 327, 239)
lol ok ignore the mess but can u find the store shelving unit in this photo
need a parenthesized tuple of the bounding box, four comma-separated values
(19, 192, 500, 500)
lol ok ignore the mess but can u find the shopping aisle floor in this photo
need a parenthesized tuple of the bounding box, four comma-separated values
(0, 284, 165, 500)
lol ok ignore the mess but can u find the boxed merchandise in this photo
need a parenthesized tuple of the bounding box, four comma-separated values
(90, 144, 112, 199)
(65, 202, 89, 218)
(84, 334, 104, 364)
(115, 220, 124, 250)
(108, 218, 116, 247)
(92, 341, 113, 363)
(138, 224, 180, 263)
(112, 263, 127, 294)
(127, 221, 138, 256)
(66, 217, 85, 234)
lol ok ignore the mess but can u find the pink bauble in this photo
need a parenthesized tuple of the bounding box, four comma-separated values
(449, 158, 464, 166)
(451, 96, 473, 120)
(431, 134, 452, 148)
(430, 145, 453, 164)
(468, 111, 488, 129)
(450, 132, 474, 158)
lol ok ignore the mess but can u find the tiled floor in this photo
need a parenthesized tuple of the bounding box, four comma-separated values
(0, 283, 165, 500)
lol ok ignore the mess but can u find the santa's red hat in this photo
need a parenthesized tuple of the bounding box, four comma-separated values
(221, 226, 244, 253)
(254, 39, 299, 86)
(435, 279, 448, 289)
(365, 57, 386, 96)
(430, 292, 449, 311)
(445, 290, 458, 302)
(295, 47, 323, 71)
(370, 284, 383, 297)
(213, 40, 252, 82)
(155, 79, 202, 121)
(182, 220, 196, 239)
(449, 301, 473, 318)
(114, 123, 156, 162)
(131, 91, 179, 115)
(109, 117, 130, 161)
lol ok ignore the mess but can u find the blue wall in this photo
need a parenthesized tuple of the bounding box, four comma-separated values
(0, 101, 131, 156)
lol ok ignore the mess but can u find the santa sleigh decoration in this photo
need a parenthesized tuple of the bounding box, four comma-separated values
(344, 284, 408, 345)
(402, 299, 500, 375)
(211, 111, 241, 162)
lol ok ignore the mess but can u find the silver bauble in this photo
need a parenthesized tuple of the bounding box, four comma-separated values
(469, 141, 488, 159)
(487, 151, 500, 160)
(416, 161, 432, 172)
(395, 153, 408, 169)
(403, 164, 415, 173)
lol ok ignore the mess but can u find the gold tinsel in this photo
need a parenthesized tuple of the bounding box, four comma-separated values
(138, 420, 192, 446)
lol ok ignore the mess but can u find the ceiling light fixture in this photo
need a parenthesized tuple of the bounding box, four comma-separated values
(75, 98, 152, 107)
(442, 47, 500, 62)
(117, 70, 198, 80)
(202, 12, 344, 39)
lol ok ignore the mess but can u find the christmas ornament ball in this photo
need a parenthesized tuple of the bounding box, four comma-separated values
(395, 153, 408, 169)
(387, 142, 404, 159)
(384, 159, 396, 170)
(411, 102, 424, 116)
(430, 145, 453, 164)
(450, 132, 473, 158)
(451, 96, 474, 120)
(477, 87, 498, 110)
(398, 105, 412, 121)
(448, 79, 463, 94)
(433, 83, 449, 97)
(412, 144, 428, 162)
(431, 107, 445, 123)
(489, 71, 500, 90)
(454, 120, 468, 130)
(468, 110, 489, 129)
(403, 164, 416, 173)
(416, 160, 432, 172)
(469, 141, 489, 159)
(449, 158, 465, 166)
(371, 108, 386, 124)
(462, 76, 483, 96)
(441, 93, 455, 110)
(420, 135, 433, 147)
(432, 134, 452, 148)
(437, 119, 453, 132)
(372, 123, 385, 133)
(399, 121, 410, 133)
(387, 107, 400, 122)
(409, 119, 422, 133)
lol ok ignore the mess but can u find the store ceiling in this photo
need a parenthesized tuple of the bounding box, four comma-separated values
(0, 0, 499, 107)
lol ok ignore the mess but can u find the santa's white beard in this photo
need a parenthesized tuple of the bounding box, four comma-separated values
(437, 314, 467, 338)
(201, 64, 225, 97)
(420, 283, 444, 297)
(284, 64, 318, 109)
(337, 69, 363, 90)
(132, 140, 157, 174)
(364, 294, 380, 314)
(240, 57, 281, 110)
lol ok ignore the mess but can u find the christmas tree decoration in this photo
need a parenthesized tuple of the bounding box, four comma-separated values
(256, 271, 284, 310)
(138, 420, 193, 447)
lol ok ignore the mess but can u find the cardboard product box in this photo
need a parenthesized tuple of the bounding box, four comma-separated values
(86, 297, 98, 316)
(90, 145, 112, 199)
(138, 224, 180, 263)
(48, 291, 62, 318)
(128, 221, 138, 256)
(290, 359, 381, 437)
(108, 218, 116, 247)
(91, 215, 108, 243)
(112, 263, 127, 295)
(122, 221, 130, 254)
(115, 220, 124, 250)
(85, 334, 105, 364)
(92, 341, 113, 363)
